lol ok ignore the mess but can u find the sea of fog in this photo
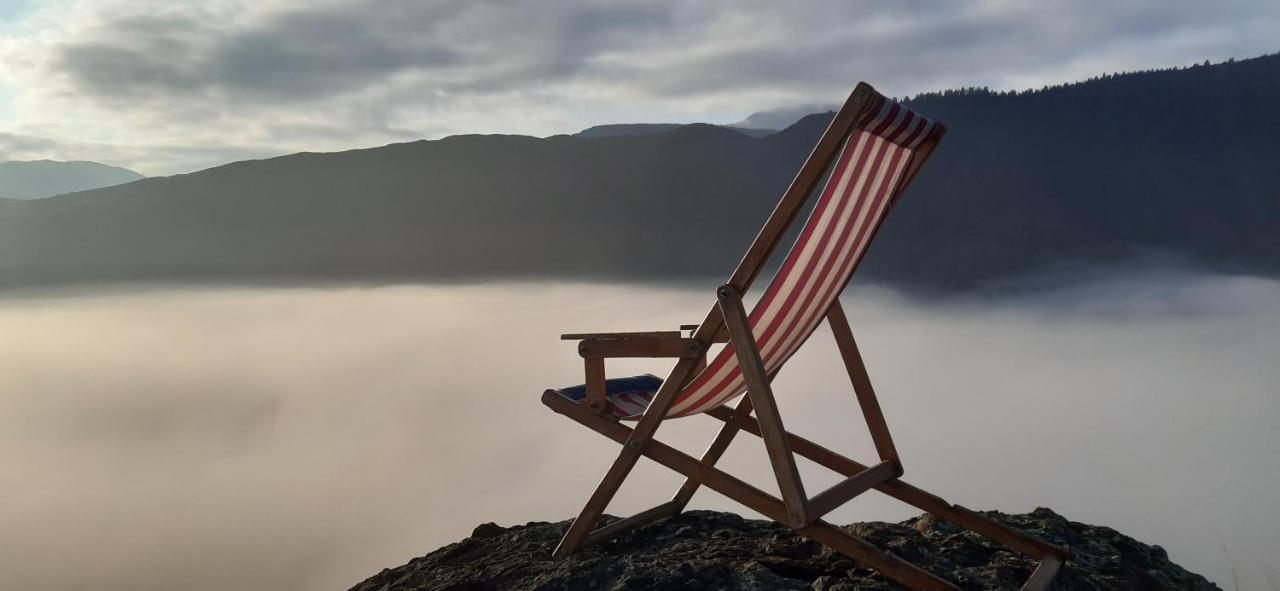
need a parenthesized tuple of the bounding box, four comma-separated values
(1, 276, 1277, 590)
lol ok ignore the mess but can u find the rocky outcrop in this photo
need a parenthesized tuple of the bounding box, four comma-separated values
(350, 509, 1218, 590)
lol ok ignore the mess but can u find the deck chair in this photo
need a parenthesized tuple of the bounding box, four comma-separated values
(541, 83, 1070, 591)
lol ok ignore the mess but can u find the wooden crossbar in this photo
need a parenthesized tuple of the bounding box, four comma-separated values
(581, 500, 682, 548)
(805, 459, 896, 523)
(561, 331, 683, 340)
(1024, 554, 1064, 591)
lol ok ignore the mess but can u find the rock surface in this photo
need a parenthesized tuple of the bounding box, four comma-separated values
(349, 509, 1218, 590)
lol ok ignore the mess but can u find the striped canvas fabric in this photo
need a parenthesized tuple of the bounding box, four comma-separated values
(666, 97, 937, 418)
(555, 95, 938, 421)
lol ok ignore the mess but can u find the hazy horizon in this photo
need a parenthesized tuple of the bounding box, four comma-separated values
(2, 273, 1276, 590)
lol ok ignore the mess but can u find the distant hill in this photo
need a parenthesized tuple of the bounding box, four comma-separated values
(575, 107, 831, 139)
(731, 103, 837, 130)
(0, 160, 144, 200)
(576, 123, 686, 138)
(576, 123, 776, 139)
(1, 54, 1277, 291)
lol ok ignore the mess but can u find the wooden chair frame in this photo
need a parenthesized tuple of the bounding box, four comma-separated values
(542, 83, 1069, 590)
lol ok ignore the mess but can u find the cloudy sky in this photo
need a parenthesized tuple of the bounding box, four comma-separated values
(0, 0, 1277, 175)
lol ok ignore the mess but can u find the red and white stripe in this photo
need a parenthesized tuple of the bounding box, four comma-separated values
(649, 97, 936, 419)
(608, 391, 656, 419)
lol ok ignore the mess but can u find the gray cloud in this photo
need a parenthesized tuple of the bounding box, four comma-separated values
(1, 0, 1277, 174)
(0, 130, 63, 153)
(51, 7, 459, 101)
(214, 13, 458, 99)
(46, 1, 672, 104)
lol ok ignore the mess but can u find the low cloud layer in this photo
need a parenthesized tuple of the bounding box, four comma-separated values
(1, 276, 1277, 590)
(1, 0, 1278, 174)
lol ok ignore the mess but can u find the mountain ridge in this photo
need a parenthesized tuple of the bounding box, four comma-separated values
(2, 53, 1277, 292)
(0, 159, 144, 200)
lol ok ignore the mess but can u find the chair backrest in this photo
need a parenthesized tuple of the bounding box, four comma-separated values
(668, 89, 942, 417)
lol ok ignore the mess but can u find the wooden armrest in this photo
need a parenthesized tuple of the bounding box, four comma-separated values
(678, 324, 730, 342)
(710, 326, 729, 343)
(578, 337, 702, 359)
(561, 330, 683, 340)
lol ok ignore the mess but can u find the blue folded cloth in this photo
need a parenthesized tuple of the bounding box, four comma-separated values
(554, 374, 663, 419)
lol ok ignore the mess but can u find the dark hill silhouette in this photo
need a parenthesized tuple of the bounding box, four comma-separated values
(876, 54, 1280, 288)
(576, 123, 776, 139)
(0, 160, 143, 200)
(1, 54, 1277, 291)
(575, 123, 685, 138)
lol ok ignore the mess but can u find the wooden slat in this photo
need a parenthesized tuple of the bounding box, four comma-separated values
(826, 301, 899, 469)
(584, 357, 607, 413)
(800, 523, 959, 591)
(581, 500, 682, 548)
(1021, 554, 1063, 591)
(562, 331, 682, 340)
(718, 284, 809, 528)
(579, 338, 701, 358)
(805, 459, 896, 522)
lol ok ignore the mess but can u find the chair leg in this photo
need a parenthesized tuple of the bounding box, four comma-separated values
(552, 432, 648, 558)
(827, 300, 900, 472)
(1022, 554, 1064, 591)
(673, 362, 786, 511)
(552, 356, 702, 558)
(670, 395, 754, 511)
(718, 284, 810, 528)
